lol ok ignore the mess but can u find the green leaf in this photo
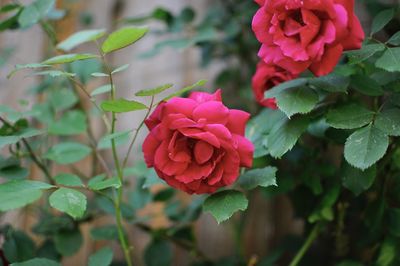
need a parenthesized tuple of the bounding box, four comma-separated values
(309, 74, 349, 93)
(88, 247, 113, 266)
(266, 115, 311, 158)
(144, 240, 172, 266)
(31, 70, 76, 77)
(276, 86, 319, 117)
(71, 59, 102, 84)
(49, 188, 87, 219)
(54, 173, 84, 187)
(41, 53, 98, 65)
(0, 180, 53, 211)
(101, 27, 148, 54)
(49, 88, 78, 111)
(0, 9, 20, 32)
(0, 4, 20, 13)
(388, 31, 400, 46)
(90, 84, 113, 97)
(101, 99, 147, 113)
(57, 29, 106, 51)
(376, 48, 400, 72)
(91, 72, 108, 77)
(111, 64, 129, 74)
(0, 136, 20, 149)
(238, 166, 277, 190)
(351, 74, 384, 96)
(135, 83, 173, 97)
(88, 176, 121, 191)
(90, 225, 120, 241)
(203, 190, 248, 224)
(45, 142, 91, 165)
(3, 229, 35, 262)
(336, 261, 363, 266)
(97, 130, 131, 150)
(347, 44, 386, 65)
(163, 80, 207, 100)
(309, 182, 340, 223)
(265, 78, 308, 99)
(0, 162, 29, 180)
(371, 9, 395, 35)
(153, 188, 175, 202)
(48, 110, 87, 136)
(0, 128, 44, 149)
(326, 104, 375, 129)
(344, 125, 389, 170)
(10, 258, 61, 266)
(388, 208, 400, 237)
(54, 229, 82, 256)
(18, 0, 55, 28)
(7, 63, 51, 79)
(342, 164, 376, 196)
(247, 109, 287, 158)
(377, 237, 397, 266)
(375, 108, 400, 136)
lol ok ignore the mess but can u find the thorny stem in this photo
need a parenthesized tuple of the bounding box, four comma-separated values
(289, 223, 322, 266)
(122, 95, 154, 169)
(0, 116, 54, 185)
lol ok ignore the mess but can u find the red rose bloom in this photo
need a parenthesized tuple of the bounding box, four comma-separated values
(142, 90, 254, 194)
(252, 61, 297, 109)
(252, 0, 364, 77)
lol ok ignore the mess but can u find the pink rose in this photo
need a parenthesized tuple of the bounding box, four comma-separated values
(252, 0, 364, 77)
(142, 90, 254, 194)
(252, 61, 297, 109)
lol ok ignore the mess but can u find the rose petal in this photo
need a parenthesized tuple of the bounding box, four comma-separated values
(299, 9, 321, 47)
(157, 170, 193, 194)
(252, 7, 272, 43)
(175, 162, 213, 183)
(204, 124, 232, 143)
(168, 131, 191, 163)
(142, 133, 160, 166)
(341, 15, 364, 50)
(226, 110, 251, 136)
(194, 141, 214, 164)
(145, 103, 164, 130)
(179, 128, 220, 147)
(310, 44, 343, 77)
(189, 89, 222, 103)
(207, 164, 224, 185)
(192, 101, 230, 124)
(233, 134, 254, 168)
(163, 97, 197, 117)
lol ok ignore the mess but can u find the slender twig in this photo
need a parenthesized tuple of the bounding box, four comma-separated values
(97, 44, 134, 266)
(68, 77, 112, 132)
(66, 77, 113, 177)
(122, 95, 154, 169)
(289, 223, 322, 266)
(0, 116, 54, 185)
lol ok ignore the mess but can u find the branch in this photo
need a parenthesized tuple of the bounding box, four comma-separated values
(0, 116, 54, 185)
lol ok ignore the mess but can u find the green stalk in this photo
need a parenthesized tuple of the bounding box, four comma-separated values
(99, 47, 133, 266)
(289, 223, 322, 266)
